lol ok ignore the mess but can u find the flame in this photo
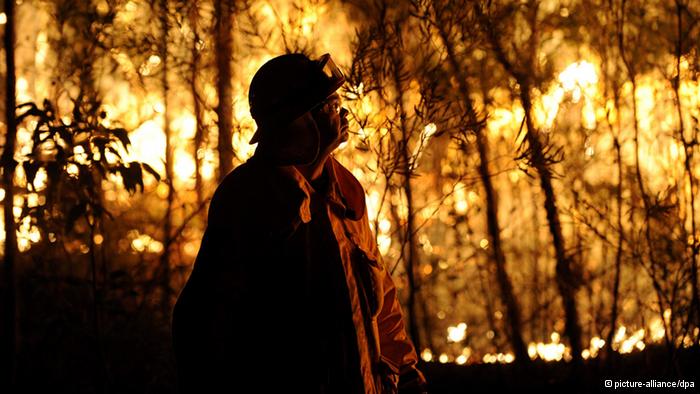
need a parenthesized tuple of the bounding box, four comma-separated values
(129, 120, 165, 175)
(618, 328, 645, 354)
(174, 150, 196, 182)
(129, 230, 164, 253)
(649, 318, 666, 342)
(447, 322, 467, 342)
(533, 60, 599, 130)
(527, 332, 568, 361)
(453, 182, 468, 214)
(483, 352, 514, 364)
(420, 348, 433, 362)
(5, 0, 700, 367)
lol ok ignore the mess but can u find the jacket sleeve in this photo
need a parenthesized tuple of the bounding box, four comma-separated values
(376, 262, 428, 392)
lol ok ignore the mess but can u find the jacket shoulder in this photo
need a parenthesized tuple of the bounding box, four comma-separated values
(207, 161, 261, 227)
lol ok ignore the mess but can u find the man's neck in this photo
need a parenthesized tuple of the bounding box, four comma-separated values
(295, 155, 329, 182)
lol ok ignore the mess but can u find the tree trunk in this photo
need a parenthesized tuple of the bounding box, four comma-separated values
(215, 0, 233, 181)
(1, 0, 18, 386)
(530, 186, 545, 339)
(434, 15, 530, 364)
(388, 35, 422, 351)
(476, 259, 500, 348)
(474, 2, 582, 364)
(520, 86, 583, 366)
(599, 5, 625, 361)
(616, 3, 674, 352)
(159, 0, 174, 317)
(189, 2, 205, 218)
(606, 134, 624, 361)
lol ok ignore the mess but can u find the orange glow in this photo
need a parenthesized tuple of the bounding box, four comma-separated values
(4, 0, 699, 370)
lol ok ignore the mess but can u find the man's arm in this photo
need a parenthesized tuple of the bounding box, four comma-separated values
(376, 268, 428, 392)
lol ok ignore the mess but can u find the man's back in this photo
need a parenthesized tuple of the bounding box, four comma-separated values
(173, 160, 307, 391)
(173, 158, 368, 392)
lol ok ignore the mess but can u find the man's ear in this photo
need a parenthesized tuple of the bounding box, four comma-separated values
(256, 112, 320, 166)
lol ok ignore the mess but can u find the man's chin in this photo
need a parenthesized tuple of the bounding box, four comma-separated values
(328, 132, 349, 153)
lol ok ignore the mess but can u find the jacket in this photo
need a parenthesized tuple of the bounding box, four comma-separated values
(172, 155, 426, 393)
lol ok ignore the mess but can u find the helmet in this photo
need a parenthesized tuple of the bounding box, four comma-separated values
(248, 53, 345, 144)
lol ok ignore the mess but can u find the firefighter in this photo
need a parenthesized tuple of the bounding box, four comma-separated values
(173, 53, 426, 394)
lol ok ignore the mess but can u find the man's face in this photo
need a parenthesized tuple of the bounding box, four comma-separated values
(311, 93, 349, 155)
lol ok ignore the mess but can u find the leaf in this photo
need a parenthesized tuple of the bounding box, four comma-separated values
(111, 128, 131, 151)
(117, 165, 133, 193)
(129, 162, 144, 193)
(72, 102, 82, 124)
(23, 161, 40, 190)
(120, 163, 144, 194)
(107, 146, 122, 160)
(91, 136, 109, 157)
(56, 125, 73, 145)
(16, 102, 41, 123)
(141, 162, 161, 182)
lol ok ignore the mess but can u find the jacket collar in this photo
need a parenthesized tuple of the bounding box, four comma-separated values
(324, 157, 365, 221)
(257, 156, 365, 224)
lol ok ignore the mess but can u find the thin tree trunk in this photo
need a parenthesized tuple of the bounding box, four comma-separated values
(159, 0, 174, 317)
(419, 284, 434, 352)
(476, 260, 500, 348)
(616, 0, 674, 353)
(434, 15, 530, 364)
(215, 0, 233, 181)
(521, 87, 583, 366)
(189, 2, 205, 219)
(391, 48, 422, 352)
(530, 186, 545, 339)
(606, 134, 623, 360)
(475, 3, 583, 365)
(599, 5, 625, 361)
(2, 0, 18, 386)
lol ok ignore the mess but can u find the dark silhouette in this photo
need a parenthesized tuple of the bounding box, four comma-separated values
(172, 53, 427, 393)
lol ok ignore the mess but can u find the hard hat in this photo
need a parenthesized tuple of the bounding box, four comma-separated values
(248, 53, 345, 144)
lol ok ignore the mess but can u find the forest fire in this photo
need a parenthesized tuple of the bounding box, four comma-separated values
(0, 0, 699, 392)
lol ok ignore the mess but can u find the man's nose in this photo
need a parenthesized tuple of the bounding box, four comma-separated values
(339, 107, 349, 119)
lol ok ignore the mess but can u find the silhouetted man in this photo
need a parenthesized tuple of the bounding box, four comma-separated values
(172, 53, 426, 393)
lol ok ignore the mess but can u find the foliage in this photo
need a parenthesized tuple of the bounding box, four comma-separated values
(17, 96, 159, 241)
